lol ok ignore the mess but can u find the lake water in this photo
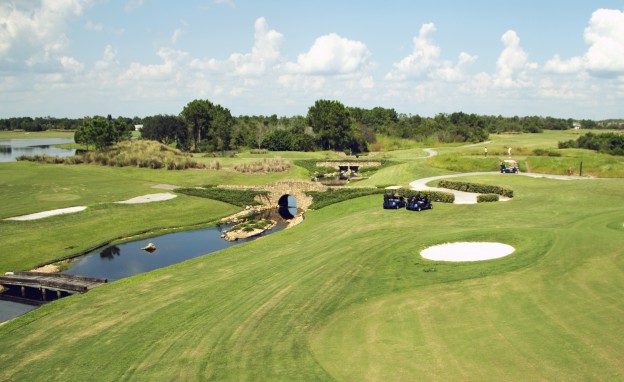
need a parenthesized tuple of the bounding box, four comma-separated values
(0, 138, 76, 162)
(0, 207, 298, 322)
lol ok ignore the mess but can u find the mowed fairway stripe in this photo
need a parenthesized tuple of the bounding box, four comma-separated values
(0, 178, 623, 381)
(310, 208, 624, 381)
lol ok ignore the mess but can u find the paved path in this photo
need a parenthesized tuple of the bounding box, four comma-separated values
(409, 170, 593, 204)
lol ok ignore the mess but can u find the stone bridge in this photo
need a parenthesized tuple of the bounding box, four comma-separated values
(218, 180, 328, 210)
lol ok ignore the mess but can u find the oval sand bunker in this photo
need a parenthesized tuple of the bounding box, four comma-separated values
(421, 242, 515, 262)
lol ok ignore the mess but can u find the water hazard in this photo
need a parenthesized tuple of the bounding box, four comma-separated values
(0, 208, 299, 322)
(0, 138, 76, 162)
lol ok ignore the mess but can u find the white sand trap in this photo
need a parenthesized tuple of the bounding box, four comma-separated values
(115, 192, 177, 204)
(421, 242, 515, 262)
(5, 206, 87, 221)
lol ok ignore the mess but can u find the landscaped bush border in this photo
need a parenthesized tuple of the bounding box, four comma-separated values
(306, 187, 455, 210)
(176, 185, 268, 207)
(392, 188, 455, 203)
(477, 194, 500, 203)
(438, 180, 513, 198)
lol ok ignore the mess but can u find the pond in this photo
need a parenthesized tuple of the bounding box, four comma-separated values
(0, 138, 76, 162)
(0, 208, 298, 322)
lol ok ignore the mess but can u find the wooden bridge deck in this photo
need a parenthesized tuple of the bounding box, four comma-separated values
(1, 271, 107, 294)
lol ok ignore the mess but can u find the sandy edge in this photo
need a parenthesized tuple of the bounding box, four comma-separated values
(421, 242, 515, 262)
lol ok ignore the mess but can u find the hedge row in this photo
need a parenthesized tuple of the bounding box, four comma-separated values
(438, 180, 513, 198)
(477, 194, 500, 203)
(306, 187, 456, 210)
(391, 188, 456, 203)
(176, 185, 268, 207)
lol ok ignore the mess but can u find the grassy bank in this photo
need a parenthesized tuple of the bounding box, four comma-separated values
(1, 175, 623, 380)
(1, 131, 623, 380)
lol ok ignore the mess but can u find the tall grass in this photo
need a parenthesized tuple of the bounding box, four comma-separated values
(19, 140, 208, 170)
(234, 158, 291, 173)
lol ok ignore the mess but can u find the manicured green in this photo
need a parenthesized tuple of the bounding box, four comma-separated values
(1, 131, 624, 381)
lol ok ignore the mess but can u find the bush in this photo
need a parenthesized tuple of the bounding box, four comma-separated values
(438, 180, 513, 198)
(533, 148, 561, 157)
(306, 187, 455, 210)
(477, 194, 500, 203)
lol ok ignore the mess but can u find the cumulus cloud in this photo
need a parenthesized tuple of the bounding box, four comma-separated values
(190, 17, 283, 76)
(584, 8, 624, 75)
(285, 33, 371, 75)
(0, 0, 92, 69)
(386, 23, 476, 82)
(493, 30, 537, 88)
(543, 54, 584, 74)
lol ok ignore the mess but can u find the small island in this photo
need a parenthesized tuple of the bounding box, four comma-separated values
(223, 218, 276, 241)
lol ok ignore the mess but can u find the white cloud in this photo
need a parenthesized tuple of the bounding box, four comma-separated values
(584, 8, 624, 75)
(386, 23, 476, 82)
(543, 54, 584, 74)
(286, 33, 371, 75)
(60, 56, 84, 72)
(0, 0, 92, 69)
(124, 0, 145, 13)
(190, 17, 282, 77)
(85, 20, 103, 32)
(122, 48, 187, 81)
(493, 30, 537, 88)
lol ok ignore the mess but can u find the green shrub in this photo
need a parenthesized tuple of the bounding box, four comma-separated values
(477, 194, 500, 203)
(438, 180, 513, 198)
(533, 148, 561, 157)
(307, 187, 454, 210)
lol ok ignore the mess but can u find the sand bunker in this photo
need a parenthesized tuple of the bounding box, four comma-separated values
(421, 242, 515, 262)
(115, 193, 177, 204)
(5, 206, 87, 221)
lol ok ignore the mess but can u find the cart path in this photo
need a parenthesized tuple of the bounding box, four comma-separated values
(409, 171, 593, 204)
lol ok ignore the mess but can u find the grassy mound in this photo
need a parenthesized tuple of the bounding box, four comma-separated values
(19, 140, 207, 170)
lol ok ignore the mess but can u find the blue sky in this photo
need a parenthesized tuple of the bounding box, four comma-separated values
(1, 1, 623, 119)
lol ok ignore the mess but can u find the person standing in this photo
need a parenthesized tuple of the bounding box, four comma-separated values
(508, 147, 512, 157)
(484, 147, 488, 157)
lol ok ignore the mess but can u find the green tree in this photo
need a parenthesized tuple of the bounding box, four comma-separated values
(74, 115, 131, 150)
(180, 99, 233, 152)
(307, 99, 353, 151)
(141, 115, 189, 150)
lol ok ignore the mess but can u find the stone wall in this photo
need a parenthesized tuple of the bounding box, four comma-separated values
(218, 180, 327, 210)
(315, 161, 382, 169)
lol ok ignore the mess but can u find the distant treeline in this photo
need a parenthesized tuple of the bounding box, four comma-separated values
(2, 103, 622, 155)
(559, 132, 624, 156)
(0, 116, 141, 132)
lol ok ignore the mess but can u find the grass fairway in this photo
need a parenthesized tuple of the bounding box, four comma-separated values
(1, 173, 623, 380)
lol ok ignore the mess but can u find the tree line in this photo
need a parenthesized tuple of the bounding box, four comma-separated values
(2, 101, 622, 154)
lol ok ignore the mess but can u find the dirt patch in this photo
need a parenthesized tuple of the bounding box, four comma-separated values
(29, 264, 61, 273)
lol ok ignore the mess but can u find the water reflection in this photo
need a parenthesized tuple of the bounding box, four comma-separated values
(0, 208, 301, 322)
(100, 245, 121, 260)
(0, 138, 75, 162)
(62, 209, 294, 281)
